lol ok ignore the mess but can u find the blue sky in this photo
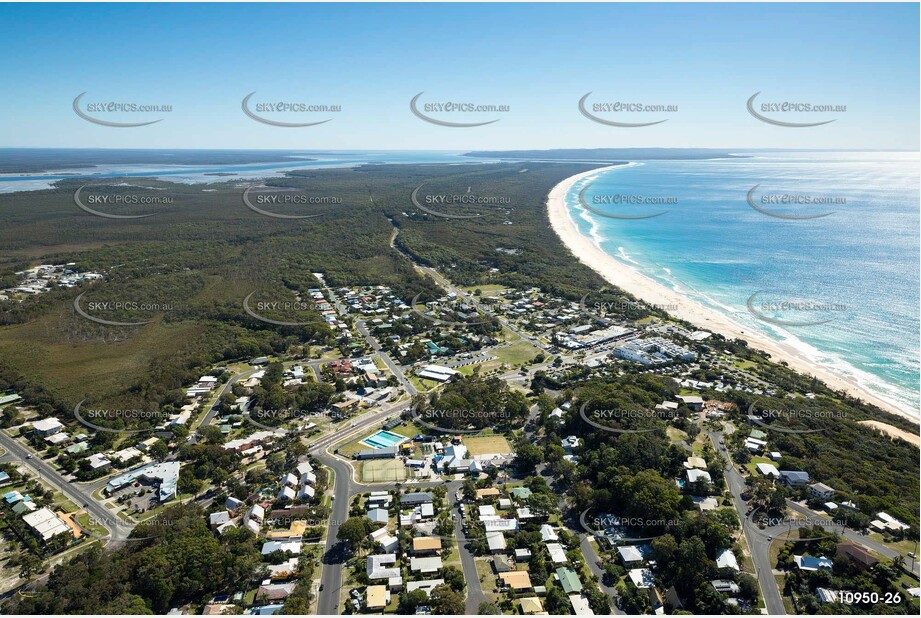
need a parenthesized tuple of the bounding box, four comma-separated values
(0, 2, 917, 150)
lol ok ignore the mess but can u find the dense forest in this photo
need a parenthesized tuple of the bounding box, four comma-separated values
(4, 504, 263, 614)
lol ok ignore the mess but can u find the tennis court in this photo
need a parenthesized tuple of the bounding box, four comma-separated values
(361, 459, 406, 482)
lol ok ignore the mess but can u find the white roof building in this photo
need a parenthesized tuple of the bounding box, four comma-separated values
(716, 548, 740, 571)
(546, 542, 568, 564)
(22, 507, 71, 541)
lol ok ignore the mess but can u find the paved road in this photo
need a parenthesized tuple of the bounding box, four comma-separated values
(445, 482, 489, 613)
(0, 432, 133, 542)
(708, 430, 786, 615)
(197, 367, 261, 429)
(311, 397, 412, 614)
(580, 534, 624, 614)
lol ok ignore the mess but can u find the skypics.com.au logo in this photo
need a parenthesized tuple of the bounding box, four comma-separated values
(243, 291, 327, 327)
(410, 184, 510, 220)
(746, 399, 847, 435)
(241, 92, 341, 127)
(579, 401, 678, 434)
(746, 291, 846, 328)
(242, 186, 341, 219)
(410, 92, 509, 127)
(73, 292, 181, 327)
(73, 185, 174, 219)
(73, 400, 167, 435)
(577, 182, 675, 220)
(578, 92, 677, 127)
(73, 92, 171, 127)
(747, 92, 845, 128)
(409, 406, 515, 434)
(746, 184, 841, 220)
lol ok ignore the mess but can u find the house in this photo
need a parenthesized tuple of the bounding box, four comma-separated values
(685, 456, 707, 469)
(749, 429, 767, 440)
(744, 437, 767, 452)
(510, 487, 533, 500)
(769, 451, 783, 461)
(836, 541, 879, 570)
(365, 585, 389, 610)
(711, 580, 740, 595)
(261, 540, 301, 556)
(779, 470, 810, 487)
(515, 548, 532, 562)
(794, 555, 833, 571)
(678, 395, 704, 411)
(715, 548, 740, 572)
(209, 511, 231, 527)
(245, 504, 265, 523)
(568, 595, 595, 616)
(0, 471, 9, 486)
(401, 492, 433, 506)
(12, 500, 37, 515)
(367, 554, 400, 580)
(478, 504, 497, 520)
(493, 554, 513, 573)
(486, 531, 507, 553)
(546, 542, 568, 564)
(475, 487, 500, 500)
(256, 583, 295, 603)
(627, 568, 655, 589)
(410, 556, 443, 574)
(22, 507, 72, 541)
(31, 417, 64, 436)
(405, 579, 445, 597)
(693, 496, 719, 511)
(519, 597, 544, 615)
(500, 570, 533, 591)
(686, 468, 712, 484)
(875, 512, 910, 532)
(755, 463, 780, 478)
(540, 524, 559, 542)
(809, 482, 835, 500)
(368, 508, 389, 524)
(617, 544, 651, 567)
(412, 536, 442, 555)
(277, 486, 295, 502)
(556, 567, 583, 594)
(371, 527, 399, 552)
(816, 588, 839, 605)
(483, 518, 518, 532)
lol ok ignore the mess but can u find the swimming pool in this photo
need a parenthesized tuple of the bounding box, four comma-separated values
(361, 430, 407, 449)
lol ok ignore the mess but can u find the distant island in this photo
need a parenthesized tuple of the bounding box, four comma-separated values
(464, 147, 743, 161)
(0, 148, 315, 174)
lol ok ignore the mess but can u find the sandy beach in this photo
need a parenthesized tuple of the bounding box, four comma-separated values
(547, 165, 917, 423)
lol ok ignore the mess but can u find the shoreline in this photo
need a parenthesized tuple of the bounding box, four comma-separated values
(546, 165, 918, 424)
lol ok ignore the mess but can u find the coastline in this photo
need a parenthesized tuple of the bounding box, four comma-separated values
(546, 165, 917, 424)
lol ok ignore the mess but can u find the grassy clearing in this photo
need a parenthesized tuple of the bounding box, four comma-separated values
(463, 434, 513, 456)
(492, 340, 542, 367)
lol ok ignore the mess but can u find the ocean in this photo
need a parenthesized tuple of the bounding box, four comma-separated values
(566, 151, 920, 416)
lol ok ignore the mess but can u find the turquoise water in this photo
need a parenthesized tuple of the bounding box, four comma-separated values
(566, 152, 920, 415)
(362, 430, 407, 449)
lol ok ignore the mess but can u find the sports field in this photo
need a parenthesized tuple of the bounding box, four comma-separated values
(361, 459, 406, 482)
